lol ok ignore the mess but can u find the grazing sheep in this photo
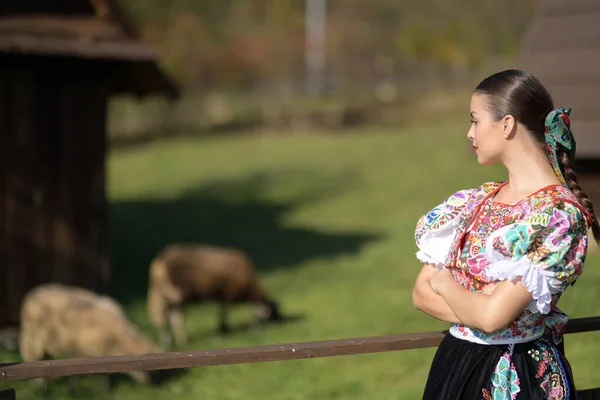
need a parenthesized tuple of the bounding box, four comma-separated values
(147, 243, 281, 348)
(19, 283, 164, 391)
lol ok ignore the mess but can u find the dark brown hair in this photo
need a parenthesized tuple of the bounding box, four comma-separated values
(474, 69, 600, 243)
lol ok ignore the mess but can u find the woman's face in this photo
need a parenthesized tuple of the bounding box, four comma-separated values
(467, 93, 508, 166)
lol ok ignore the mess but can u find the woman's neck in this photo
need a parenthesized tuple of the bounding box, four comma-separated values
(498, 146, 560, 202)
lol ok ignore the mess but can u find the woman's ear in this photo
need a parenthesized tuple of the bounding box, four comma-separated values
(501, 115, 516, 139)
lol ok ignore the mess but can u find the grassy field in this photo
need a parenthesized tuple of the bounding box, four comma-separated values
(2, 114, 600, 399)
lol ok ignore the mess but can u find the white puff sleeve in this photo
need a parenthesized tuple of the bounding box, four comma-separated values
(414, 188, 475, 269)
(484, 203, 588, 314)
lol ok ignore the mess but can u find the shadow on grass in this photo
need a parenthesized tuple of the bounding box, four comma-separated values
(11, 368, 187, 399)
(109, 169, 384, 305)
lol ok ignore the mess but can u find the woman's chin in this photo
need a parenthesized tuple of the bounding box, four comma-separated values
(477, 157, 498, 166)
(475, 154, 492, 165)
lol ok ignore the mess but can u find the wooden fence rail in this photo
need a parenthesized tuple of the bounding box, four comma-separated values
(1, 316, 600, 399)
(1, 316, 600, 381)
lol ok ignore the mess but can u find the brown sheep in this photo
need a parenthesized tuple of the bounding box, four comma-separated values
(147, 243, 281, 348)
(19, 283, 164, 392)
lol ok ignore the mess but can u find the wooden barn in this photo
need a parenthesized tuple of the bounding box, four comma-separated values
(0, 0, 177, 327)
(515, 0, 600, 208)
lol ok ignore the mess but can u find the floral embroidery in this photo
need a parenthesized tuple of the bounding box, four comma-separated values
(416, 181, 589, 345)
(528, 338, 570, 399)
(482, 388, 492, 400)
(466, 236, 486, 276)
(501, 224, 530, 257)
(479, 337, 571, 399)
(492, 236, 511, 258)
(530, 235, 551, 261)
(416, 182, 584, 399)
(490, 352, 520, 399)
(415, 188, 474, 244)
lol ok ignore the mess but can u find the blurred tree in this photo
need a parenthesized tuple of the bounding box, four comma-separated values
(116, 0, 536, 101)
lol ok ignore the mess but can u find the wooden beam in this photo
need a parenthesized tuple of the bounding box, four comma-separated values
(0, 331, 446, 380)
(0, 16, 123, 39)
(0, 34, 157, 61)
(1, 317, 599, 381)
(564, 316, 600, 334)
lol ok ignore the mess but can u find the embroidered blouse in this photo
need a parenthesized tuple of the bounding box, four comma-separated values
(414, 181, 590, 345)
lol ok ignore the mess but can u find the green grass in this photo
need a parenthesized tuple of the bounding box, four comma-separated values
(2, 115, 600, 399)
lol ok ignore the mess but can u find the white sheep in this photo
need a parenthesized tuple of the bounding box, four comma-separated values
(19, 283, 164, 392)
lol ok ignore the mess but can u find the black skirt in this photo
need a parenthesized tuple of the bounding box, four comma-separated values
(422, 333, 579, 400)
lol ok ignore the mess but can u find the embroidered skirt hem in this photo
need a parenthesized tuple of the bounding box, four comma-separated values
(422, 333, 579, 400)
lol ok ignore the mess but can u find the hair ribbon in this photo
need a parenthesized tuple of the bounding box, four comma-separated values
(544, 107, 576, 189)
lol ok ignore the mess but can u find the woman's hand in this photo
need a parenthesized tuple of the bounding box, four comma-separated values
(412, 263, 463, 324)
(429, 268, 456, 295)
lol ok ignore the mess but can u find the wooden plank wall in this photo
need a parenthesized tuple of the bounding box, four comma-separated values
(515, 0, 600, 159)
(0, 56, 110, 327)
(55, 73, 110, 294)
(575, 159, 600, 230)
(1, 63, 39, 327)
(0, 62, 11, 328)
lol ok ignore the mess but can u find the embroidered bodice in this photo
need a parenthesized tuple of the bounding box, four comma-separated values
(414, 181, 590, 344)
(453, 198, 514, 291)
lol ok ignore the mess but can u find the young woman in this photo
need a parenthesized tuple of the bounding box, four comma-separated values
(412, 69, 600, 399)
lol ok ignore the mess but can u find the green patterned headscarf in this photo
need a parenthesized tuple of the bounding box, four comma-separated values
(544, 108, 576, 188)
